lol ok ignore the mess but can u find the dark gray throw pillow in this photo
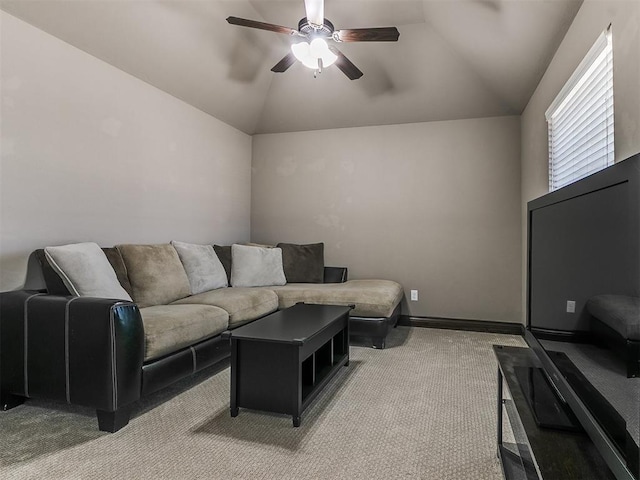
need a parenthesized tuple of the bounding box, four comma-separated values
(213, 245, 232, 284)
(277, 242, 324, 283)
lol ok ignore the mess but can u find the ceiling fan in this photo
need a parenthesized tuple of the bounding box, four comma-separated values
(227, 0, 400, 80)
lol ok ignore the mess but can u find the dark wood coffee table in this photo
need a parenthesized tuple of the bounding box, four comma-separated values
(226, 303, 351, 427)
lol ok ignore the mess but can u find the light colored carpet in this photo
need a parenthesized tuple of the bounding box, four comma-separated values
(0, 327, 525, 479)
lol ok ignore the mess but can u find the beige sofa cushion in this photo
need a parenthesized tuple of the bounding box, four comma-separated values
(172, 287, 278, 328)
(269, 279, 404, 318)
(139, 304, 229, 361)
(117, 244, 191, 307)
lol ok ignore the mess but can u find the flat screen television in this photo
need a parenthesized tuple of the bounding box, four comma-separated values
(525, 152, 640, 480)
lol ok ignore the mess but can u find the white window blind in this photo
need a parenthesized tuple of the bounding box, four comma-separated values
(546, 29, 614, 191)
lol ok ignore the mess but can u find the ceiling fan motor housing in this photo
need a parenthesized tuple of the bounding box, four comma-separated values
(298, 17, 334, 39)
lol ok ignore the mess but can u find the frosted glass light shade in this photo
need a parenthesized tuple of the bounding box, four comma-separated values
(309, 38, 327, 57)
(291, 42, 318, 69)
(291, 38, 337, 70)
(310, 38, 337, 67)
(321, 49, 338, 68)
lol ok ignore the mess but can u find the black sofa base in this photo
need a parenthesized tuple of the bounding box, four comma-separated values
(96, 335, 233, 432)
(0, 289, 234, 433)
(349, 303, 401, 349)
(97, 407, 132, 433)
(1, 337, 232, 433)
(141, 335, 231, 396)
(1, 392, 26, 411)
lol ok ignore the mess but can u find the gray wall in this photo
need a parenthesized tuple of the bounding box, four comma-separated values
(0, 12, 252, 291)
(252, 116, 522, 322)
(521, 0, 640, 322)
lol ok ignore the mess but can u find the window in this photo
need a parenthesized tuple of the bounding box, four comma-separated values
(546, 28, 614, 191)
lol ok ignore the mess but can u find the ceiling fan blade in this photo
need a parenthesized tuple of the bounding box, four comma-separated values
(329, 47, 363, 80)
(271, 52, 297, 73)
(304, 0, 324, 26)
(335, 27, 400, 42)
(226, 16, 297, 36)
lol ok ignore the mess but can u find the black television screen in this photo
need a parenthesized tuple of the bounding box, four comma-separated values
(526, 153, 640, 480)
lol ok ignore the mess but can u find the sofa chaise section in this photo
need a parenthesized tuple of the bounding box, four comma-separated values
(270, 279, 404, 348)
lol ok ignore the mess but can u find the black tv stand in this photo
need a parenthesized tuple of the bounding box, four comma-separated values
(513, 366, 582, 432)
(494, 345, 615, 479)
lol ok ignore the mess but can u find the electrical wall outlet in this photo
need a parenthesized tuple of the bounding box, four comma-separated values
(566, 300, 576, 313)
(410, 290, 418, 301)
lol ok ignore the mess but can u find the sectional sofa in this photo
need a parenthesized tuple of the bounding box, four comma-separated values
(0, 242, 403, 432)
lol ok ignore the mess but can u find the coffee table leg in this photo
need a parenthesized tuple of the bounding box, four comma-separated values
(293, 416, 301, 427)
(230, 338, 239, 418)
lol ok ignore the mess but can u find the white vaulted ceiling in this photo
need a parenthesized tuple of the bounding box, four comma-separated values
(0, 0, 582, 134)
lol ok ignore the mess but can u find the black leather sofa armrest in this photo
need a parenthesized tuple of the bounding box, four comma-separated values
(0, 290, 144, 412)
(323, 266, 348, 283)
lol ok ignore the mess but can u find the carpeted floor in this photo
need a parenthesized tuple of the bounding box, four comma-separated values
(0, 327, 525, 479)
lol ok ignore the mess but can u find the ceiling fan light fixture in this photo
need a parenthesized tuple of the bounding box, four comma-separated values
(291, 38, 337, 71)
(310, 38, 337, 67)
(309, 38, 327, 57)
(320, 50, 338, 68)
(291, 41, 315, 69)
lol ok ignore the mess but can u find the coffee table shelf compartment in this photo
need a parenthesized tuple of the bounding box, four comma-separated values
(301, 330, 349, 406)
(228, 304, 351, 427)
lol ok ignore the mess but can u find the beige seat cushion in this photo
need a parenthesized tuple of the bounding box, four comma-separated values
(172, 287, 278, 328)
(139, 304, 229, 361)
(269, 279, 404, 318)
